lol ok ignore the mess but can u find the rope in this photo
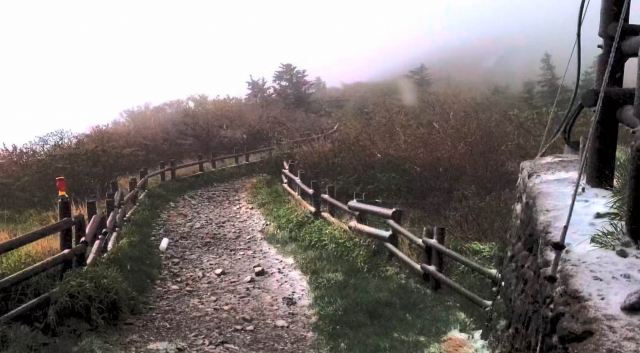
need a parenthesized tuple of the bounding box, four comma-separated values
(549, 0, 630, 277)
(537, 0, 591, 157)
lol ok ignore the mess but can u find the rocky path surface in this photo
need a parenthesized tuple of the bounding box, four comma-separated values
(109, 179, 315, 352)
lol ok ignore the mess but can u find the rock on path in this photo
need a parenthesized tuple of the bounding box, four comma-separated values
(108, 179, 315, 352)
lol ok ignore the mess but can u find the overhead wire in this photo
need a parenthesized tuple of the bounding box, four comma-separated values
(548, 0, 630, 277)
(537, 0, 591, 157)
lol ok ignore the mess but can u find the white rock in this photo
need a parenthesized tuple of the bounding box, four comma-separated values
(159, 238, 170, 252)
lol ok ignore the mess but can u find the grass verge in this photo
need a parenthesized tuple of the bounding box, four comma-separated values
(249, 178, 489, 353)
(0, 164, 264, 353)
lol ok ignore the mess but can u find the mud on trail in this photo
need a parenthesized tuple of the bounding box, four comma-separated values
(107, 179, 316, 352)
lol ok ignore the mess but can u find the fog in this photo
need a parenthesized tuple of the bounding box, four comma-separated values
(0, 0, 638, 145)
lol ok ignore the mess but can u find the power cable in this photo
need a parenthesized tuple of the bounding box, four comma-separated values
(537, 0, 591, 157)
(548, 0, 630, 278)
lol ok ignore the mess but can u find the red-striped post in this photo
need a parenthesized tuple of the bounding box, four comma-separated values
(57, 177, 73, 278)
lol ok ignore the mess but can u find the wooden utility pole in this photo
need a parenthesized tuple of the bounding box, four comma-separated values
(586, 0, 630, 188)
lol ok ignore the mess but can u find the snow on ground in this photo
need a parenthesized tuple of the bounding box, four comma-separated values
(529, 155, 640, 345)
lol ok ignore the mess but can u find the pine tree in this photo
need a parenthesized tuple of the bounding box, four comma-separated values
(245, 75, 272, 105)
(406, 63, 433, 91)
(272, 63, 313, 110)
(579, 58, 597, 98)
(520, 79, 537, 109)
(310, 77, 327, 95)
(536, 52, 575, 110)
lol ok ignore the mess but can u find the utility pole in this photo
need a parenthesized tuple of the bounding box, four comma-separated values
(586, 0, 630, 188)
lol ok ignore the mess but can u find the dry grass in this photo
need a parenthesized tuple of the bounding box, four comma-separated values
(281, 84, 547, 245)
(0, 202, 87, 278)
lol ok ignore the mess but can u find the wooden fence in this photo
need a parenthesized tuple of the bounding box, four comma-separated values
(0, 127, 338, 324)
(281, 160, 500, 310)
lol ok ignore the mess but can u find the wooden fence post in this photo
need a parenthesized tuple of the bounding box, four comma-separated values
(244, 146, 250, 163)
(422, 227, 433, 283)
(74, 215, 87, 268)
(159, 161, 166, 182)
(139, 169, 146, 191)
(211, 152, 217, 170)
(288, 161, 296, 190)
(105, 192, 115, 217)
(58, 185, 72, 278)
(87, 200, 97, 222)
(327, 185, 336, 217)
(143, 168, 149, 189)
(310, 180, 321, 215)
(170, 159, 177, 180)
(129, 178, 137, 205)
(388, 209, 402, 258)
(431, 227, 446, 291)
(86, 200, 97, 246)
(234, 147, 240, 165)
(198, 154, 204, 173)
(297, 170, 305, 198)
(110, 180, 118, 193)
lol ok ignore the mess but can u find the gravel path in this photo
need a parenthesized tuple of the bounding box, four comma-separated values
(108, 179, 315, 352)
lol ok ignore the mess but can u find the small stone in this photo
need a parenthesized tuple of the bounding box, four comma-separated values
(186, 287, 195, 293)
(275, 320, 289, 328)
(170, 285, 180, 290)
(171, 258, 181, 264)
(223, 344, 239, 350)
(254, 267, 265, 276)
(233, 325, 243, 331)
(621, 273, 632, 280)
(592, 276, 603, 281)
(214, 269, 225, 276)
(616, 249, 630, 258)
(621, 289, 640, 312)
(240, 315, 252, 323)
(223, 306, 231, 311)
(244, 276, 254, 283)
(210, 296, 218, 302)
(245, 325, 255, 331)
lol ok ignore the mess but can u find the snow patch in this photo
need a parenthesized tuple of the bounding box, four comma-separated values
(531, 156, 640, 336)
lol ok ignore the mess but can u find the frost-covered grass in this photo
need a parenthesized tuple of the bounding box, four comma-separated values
(250, 178, 488, 353)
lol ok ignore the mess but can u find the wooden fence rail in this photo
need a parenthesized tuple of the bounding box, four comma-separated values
(0, 128, 337, 324)
(281, 161, 499, 310)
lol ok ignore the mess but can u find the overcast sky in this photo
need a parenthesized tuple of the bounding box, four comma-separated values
(0, 1, 634, 146)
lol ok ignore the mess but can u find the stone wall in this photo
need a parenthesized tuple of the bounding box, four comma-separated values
(488, 155, 639, 353)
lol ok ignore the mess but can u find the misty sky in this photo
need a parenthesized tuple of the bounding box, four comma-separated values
(0, 1, 636, 146)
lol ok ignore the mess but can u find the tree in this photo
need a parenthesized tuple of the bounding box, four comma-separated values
(579, 58, 597, 98)
(272, 63, 313, 110)
(406, 63, 433, 91)
(245, 75, 273, 105)
(520, 79, 537, 109)
(536, 52, 570, 109)
(310, 76, 327, 96)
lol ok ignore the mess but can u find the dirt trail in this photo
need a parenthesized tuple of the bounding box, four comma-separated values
(108, 179, 315, 353)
